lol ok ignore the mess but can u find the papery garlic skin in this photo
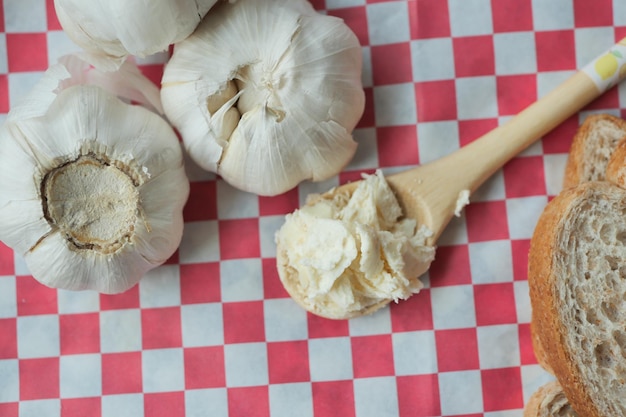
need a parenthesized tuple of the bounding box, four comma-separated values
(275, 171, 436, 319)
(161, 0, 365, 196)
(0, 58, 189, 293)
(54, 0, 220, 70)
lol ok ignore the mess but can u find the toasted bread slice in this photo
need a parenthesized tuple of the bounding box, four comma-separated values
(523, 380, 579, 417)
(528, 181, 626, 417)
(563, 114, 626, 189)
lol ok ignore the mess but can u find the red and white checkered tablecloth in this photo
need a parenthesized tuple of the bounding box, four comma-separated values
(1, 0, 625, 416)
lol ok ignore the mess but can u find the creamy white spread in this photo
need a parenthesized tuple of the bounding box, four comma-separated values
(275, 170, 436, 319)
(454, 189, 470, 217)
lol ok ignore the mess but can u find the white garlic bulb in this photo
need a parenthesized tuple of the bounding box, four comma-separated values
(161, 0, 365, 196)
(53, 0, 221, 70)
(0, 55, 189, 293)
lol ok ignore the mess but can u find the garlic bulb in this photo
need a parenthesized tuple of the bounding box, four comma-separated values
(0, 55, 189, 293)
(161, 0, 365, 196)
(53, 0, 221, 70)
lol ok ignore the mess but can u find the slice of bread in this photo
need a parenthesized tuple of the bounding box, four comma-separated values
(528, 180, 626, 417)
(523, 380, 579, 417)
(563, 114, 626, 189)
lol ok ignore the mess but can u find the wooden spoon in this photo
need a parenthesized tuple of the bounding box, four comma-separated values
(277, 38, 626, 319)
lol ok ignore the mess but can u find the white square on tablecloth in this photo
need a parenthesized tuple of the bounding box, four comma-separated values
(431, 285, 477, 329)
(392, 330, 438, 375)
(575, 27, 618, 70)
(520, 364, 555, 404)
(477, 324, 520, 369)
(354, 377, 399, 417)
(437, 215, 469, 246)
(494, 32, 537, 76)
(0, 359, 19, 402)
(484, 410, 523, 417)
(473, 171, 506, 202)
(308, 337, 353, 381)
(297, 176, 339, 207)
(449, 0, 493, 37)
(439, 370, 483, 415)
(616, 0, 626, 25)
(346, 128, 379, 171)
(142, 348, 185, 393)
(139, 265, 181, 308)
(531, 0, 574, 30)
(181, 303, 224, 347)
(361, 47, 373, 88)
(456, 76, 498, 120)
(220, 259, 263, 302)
(618, 83, 626, 111)
(373, 83, 417, 127)
(366, 2, 410, 46)
(417, 121, 460, 164)
(325, 0, 365, 9)
(0, 276, 16, 318)
(19, 400, 60, 417)
(263, 298, 308, 342)
(185, 388, 229, 417)
(469, 241, 513, 284)
(348, 306, 391, 336)
(46, 31, 81, 66)
(269, 382, 314, 417)
(514, 281, 532, 324)
(60, 353, 102, 398)
(217, 181, 259, 219)
(506, 196, 548, 240)
(543, 154, 567, 197)
(8, 72, 44, 108)
(17, 315, 60, 358)
(4, 0, 47, 32)
(0, 34, 7, 74)
(259, 215, 283, 259)
(13, 253, 29, 276)
(99, 309, 142, 353)
(179, 221, 220, 264)
(224, 342, 268, 387)
(411, 38, 455, 82)
(57, 289, 100, 314)
(536, 71, 573, 99)
(102, 394, 144, 417)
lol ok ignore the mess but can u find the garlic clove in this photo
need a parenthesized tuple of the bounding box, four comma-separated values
(161, 0, 365, 196)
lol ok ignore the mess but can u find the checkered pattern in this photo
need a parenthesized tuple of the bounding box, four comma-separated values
(2, 0, 625, 415)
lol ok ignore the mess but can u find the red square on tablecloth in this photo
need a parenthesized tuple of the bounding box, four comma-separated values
(258, 188, 299, 216)
(542, 114, 579, 154)
(352, 335, 395, 378)
(309, 0, 324, 11)
(481, 367, 524, 411)
(141, 307, 182, 349)
(377, 125, 419, 167)
(585, 86, 620, 111)
(219, 219, 260, 260)
(466, 201, 509, 242)
(328, 7, 369, 46)
(458, 118, 499, 147)
(102, 352, 143, 394)
(339, 168, 376, 186)
(409, 0, 450, 39)
(519, 323, 539, 365)
(228, 386, 270, 417)
(503, 156, 546, 198)
(0, 318, 17, 359)
(184, 346, 225, 389)
(312, 381, 355, 417)
(435, 328, 479, 372)
(491, 0, 533, 33)
(20, 357, 59, 400)
(262, 258, 289, 299)
(16, 275, 57, 316)
(180, 262, 221, 304)
(267, 341, 310, 384)
(100, 286, 140, 310)
(0, 76, 9, 115)
(497, 75, 537, 116)
(371, 43, 413, 85)
(356, 87, 376, 129)
(428, 245, 471, 287)
(61, 398, 101, 417)
(474, 283, 518, 326)
(511, 239, 530, 281)
(0, 0, 4, 32)
(6, 34, 48, 72)
(183, 181, 217, 222)
(415, 80, 457, 122)
(453, 36, 495, 78)
(144, 392, 185, 417)
(223, 301, 265, 344)
(535, 31, 576, 72)
(0, 403, 18, 417)
(0, 244, 12, 276)
(574, 0, 613, 27)
(138, 64, 164, 88)
(391, 289, 433, 332)
(307, 314, 350, 338)
(46, 0, 62, 30)
(60, 313, 100, 355)
(397, 374, 441, 417)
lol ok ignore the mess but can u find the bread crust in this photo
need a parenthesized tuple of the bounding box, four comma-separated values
(528, 182, 613, 417)
(523, 380, 577, 417)
(563, 114, 626, 189)
(606, 136, 626, 188)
